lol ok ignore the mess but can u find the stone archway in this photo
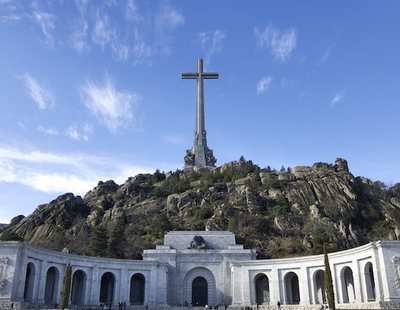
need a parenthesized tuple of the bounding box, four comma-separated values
(364, 262, 376, 301)
(313, 270, 325, 304)
(284, 272, 300, 305)
(255, 273, 270, 305)
(71, 270, 87, 305)
(44, 267, 59, 304)
(23, 262, 36, 301)
(192, 277, 208, 306)
(99, 272, 115, 303)
(341, 266, 355, 303)
(184, 267, 216, 306)
(130, 273, 145, 305)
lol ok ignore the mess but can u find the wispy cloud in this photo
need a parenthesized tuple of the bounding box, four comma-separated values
(2, 1, 184, 63)
(33, 11, 56, 48)
(155, 2, 184, 29)
(92, 10, 113, 49)
(38, 126, 58, 136)
(18, 73, 55, 110)
(0, 145, 156, 195)
(255, 25, 297, 63)
(70, 1, 184, 64)
(0, 1, 25, 23)
(198, 30, 226, 65)
(330, 90, 345, 107)
(80, 75, 139, 132)
(66, 123, 93, 141)
(321, 48, 331, 63)
(257, 76, 273, 95)
(17, 121, 26, 130)
(71, 18, 89, 53)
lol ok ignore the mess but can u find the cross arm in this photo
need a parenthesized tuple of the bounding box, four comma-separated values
(182, 73, 199, 79)
(202, 73, 219, 79)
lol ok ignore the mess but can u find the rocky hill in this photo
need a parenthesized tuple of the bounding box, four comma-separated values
(1, 158, 400, 259)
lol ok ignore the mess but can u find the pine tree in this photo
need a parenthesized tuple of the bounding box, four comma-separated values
(324, 244, 335, 309)
(89, 225, 108, 257)
(59, 263, 72, 310)
(108, 224, 126, 258)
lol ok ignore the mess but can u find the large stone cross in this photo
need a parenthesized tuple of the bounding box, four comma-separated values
(182, 59, 218, 169)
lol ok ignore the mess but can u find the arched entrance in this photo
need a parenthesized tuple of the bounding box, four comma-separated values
(255, 274, 270, 305)
(184, 267, 216, 306)
(314, 270, 325, 304)
(192, 277, 208, 306)
(130, 273, 145, 305)
(365, 262, 376, 301)
(99, 272, 115, 303)
(342, 266, 355, 303)
(284, 272, 300, 304)
(23, 262, 36, 301)
(44, 267, 59, 304)
(71, 270, 87, 305)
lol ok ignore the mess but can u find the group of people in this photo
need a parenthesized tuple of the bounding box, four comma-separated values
(203, 305, 228, 310)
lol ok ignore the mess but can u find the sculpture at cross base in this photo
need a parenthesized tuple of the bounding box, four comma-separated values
(182, 58, 217, 170)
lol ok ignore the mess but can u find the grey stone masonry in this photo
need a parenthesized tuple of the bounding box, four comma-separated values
(182, 58, 217, 170)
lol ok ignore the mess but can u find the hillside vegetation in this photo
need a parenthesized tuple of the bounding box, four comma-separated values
(1, 158, 400, 259)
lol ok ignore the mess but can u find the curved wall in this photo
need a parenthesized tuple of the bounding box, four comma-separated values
(1, 236, 400, 309)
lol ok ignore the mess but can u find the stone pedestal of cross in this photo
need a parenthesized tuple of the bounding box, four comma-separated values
(182, 58, 218, 169)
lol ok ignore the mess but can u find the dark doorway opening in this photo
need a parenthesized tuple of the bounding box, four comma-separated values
(192, 276, 208, 306)
(130, 273, 145, 305)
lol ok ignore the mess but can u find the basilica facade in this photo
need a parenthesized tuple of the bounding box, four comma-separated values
(0, 231, 400, 309)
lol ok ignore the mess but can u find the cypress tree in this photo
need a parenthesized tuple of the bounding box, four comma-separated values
(59, 263, 72, 310)
(324, 244, 335, 309)
(89, 225, 108, 257)
(108, 224, 126, 258)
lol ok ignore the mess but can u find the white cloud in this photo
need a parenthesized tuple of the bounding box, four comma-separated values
(71, 18, 89, 53)
(33, 11, 56, 48)
(0, 145, 155, 195)
(330, 90, 345, 106)
(257, 76, 273, 95)
(156, 3, 184, 30)
(81, 75, 139, 132)
(126, 0, 141, 22)
(66, 123, 93, 141)
(19, 73, 55, 110)
(255, 25, 297, 63)
(198, 30, 226, 65)
(92, 10, 113, 49)
(38, 126, 58, 135)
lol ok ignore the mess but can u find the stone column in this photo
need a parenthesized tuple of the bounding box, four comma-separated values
(353, 261, 363, 303)
(114, 269, 122, 304)
(14, 247, 27, 301)
(155, 265, 168, 305)
(269, 267, 280, 307)
(299, 267, 311, 306)
(36, 260, 47, 304)
(231, 265, 242, 306)
(89, 266, 99, 304)
(120, 267, 129, 304)
(32, 260, 43, 303)
(334, 265, 344, 304)
(56, 264, 65, 305)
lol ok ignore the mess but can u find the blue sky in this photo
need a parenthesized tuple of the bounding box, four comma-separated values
(0, 1, 400, 223)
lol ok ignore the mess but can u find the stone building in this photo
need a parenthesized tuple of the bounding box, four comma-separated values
(0, 231, 400, 309)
